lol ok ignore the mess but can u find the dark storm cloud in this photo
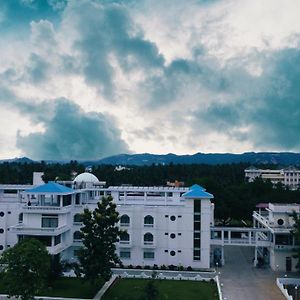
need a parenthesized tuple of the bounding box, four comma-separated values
(192, 48, 300, 149)
(16, 98, 129, 160)
(0, 85, 129, 159)
(68, 1, 164, 98)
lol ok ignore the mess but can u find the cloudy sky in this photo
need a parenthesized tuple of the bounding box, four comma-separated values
(1, 0, 300, 160)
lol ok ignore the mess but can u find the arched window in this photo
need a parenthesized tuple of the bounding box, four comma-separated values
(73, 231, 82, 241)
(120, 232, 130, 244)
(144, 232, 154, 244)
(18, 213, 23, 223)
(144, 215, 154, 227)
(120, 215, 130, 227)
(73, 213, 82, 223)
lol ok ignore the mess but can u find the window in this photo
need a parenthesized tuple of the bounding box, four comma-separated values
(170, 216, 176, 221)
(73, 214, 82, 223)
(18, 213, 23, 223)
(0, 212, 4, 217)
(144, 215, 154, 227)
(0, 229, 4, 234)
(165, 215, 169, 218)
(75, 194, 80, 205)
(167, 192, 172, 197)
(170, 251, 176, 256)
(73, 231, 82, 241)
(170, 233, 176, 239)
(41, 215, 58, 228)
(277, 219, 284, 226)
(165, 233, 168, 235)
(144, 251, 155, 259)
(120, 250, 131, 259)
(120, 215, 130, 227)
(54, 235, 61, 246)
(120, 232, 130, 244)
(144, 232, 154, 244)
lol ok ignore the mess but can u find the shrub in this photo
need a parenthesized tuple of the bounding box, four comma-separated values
(178, 265, 184, 271)
(135, 265, 142, 269)
(168, 265, 176, 271)
(153, 264, 159, 270)
(160, 265, 167, 270)
(187, 266, 193, 271)
(144, 265, 150, 269)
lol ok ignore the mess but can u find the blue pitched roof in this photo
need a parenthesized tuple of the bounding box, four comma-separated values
(25, 181, 74, 194)
(190, 184, 206, 191)
(183, 185, 213, 199)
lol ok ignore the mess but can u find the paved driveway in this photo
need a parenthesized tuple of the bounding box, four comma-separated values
(219, 246, 285, 300)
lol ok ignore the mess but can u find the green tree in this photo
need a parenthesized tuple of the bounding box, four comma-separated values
(292, 211, 300, 270)
(0, 238, 51, 300)
(78, 196, 123, 287)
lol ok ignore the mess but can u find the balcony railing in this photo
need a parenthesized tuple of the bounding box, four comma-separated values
(21, 205, 72, 213)
(10, 224, 70, 236)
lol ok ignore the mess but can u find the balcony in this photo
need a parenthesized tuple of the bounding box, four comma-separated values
(47, 242, 71, 255)
(21, 205, 72, 214)
(10, 224, 70, 236)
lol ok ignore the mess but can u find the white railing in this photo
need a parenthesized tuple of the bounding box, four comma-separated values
(11, 224, 69, 233)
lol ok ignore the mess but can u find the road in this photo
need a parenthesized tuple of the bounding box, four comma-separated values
(219, 246, 285, 300)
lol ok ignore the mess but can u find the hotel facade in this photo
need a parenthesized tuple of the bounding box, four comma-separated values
(0, 172, 214, 269)
(0, 171, 299, 272)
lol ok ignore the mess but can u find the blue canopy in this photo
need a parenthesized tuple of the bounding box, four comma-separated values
(25, 181, 74, 194)
(183, 185, 213, 199)
(190, 184, 206, 191)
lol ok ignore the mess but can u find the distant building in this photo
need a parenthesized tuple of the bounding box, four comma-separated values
(114, 165, 131, 171)
(245, 166, 300, 190)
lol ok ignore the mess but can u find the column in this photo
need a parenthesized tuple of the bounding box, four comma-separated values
(254, 246, 258, 266)
(221, 246, 225, 265)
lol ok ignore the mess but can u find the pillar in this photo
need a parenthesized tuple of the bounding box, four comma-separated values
(254, 246, 258, 266)
(221, 246, 225, 265)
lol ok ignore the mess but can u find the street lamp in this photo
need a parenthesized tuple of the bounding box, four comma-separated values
(295, 285, 298, 300)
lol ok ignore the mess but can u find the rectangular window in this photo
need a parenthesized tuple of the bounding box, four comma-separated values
(193, 200, 201, 260)
(75, 194, 80, 205)
(193, 250, 201, 261)
(144, 251, 155, 259)
(120, 251, 131, 259)
(41, 215, 58, 228)
(54, 234, 61, 246)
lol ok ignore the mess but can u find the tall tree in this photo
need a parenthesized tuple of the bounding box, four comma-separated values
(0, 238, 51, 300)
(78, 196, 123, 286)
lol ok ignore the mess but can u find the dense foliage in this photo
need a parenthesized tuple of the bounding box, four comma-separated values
(0, 161, 299, 221)
(78, 196, 123, 285)
(0, 238, 51, 300)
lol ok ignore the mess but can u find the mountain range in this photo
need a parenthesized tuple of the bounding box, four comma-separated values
(2, 152, 300, 166)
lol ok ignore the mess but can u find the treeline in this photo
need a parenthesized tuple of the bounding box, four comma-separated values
(0, 161, 299, 221)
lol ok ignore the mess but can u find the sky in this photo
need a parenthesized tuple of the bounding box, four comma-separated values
(1, 0, 300, 160)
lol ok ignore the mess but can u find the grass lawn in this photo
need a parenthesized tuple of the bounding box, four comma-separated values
(0, 276, 103, 299)
(102, 278, 219, 300)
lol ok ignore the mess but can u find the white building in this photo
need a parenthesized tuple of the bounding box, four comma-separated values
(0, 171, 299, 272)
(253, 203, 300, 272)
(0, 172, 214, 269)
(245, 166, 300, 190)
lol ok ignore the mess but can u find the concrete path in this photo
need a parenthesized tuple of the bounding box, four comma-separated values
(219, 246, 285, 300)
